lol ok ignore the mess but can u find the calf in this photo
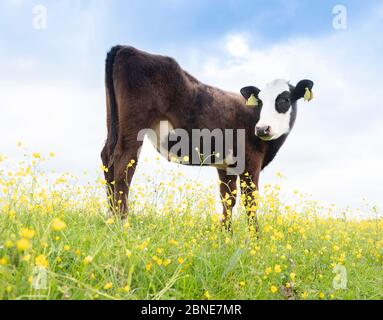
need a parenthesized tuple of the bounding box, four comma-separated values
(101, 45, 314, 230)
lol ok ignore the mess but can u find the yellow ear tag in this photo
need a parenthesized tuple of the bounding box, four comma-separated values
(246, 94, 258, 107)
(304, 87, 313, 102)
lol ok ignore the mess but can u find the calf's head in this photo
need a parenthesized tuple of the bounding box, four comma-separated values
(241, 79, 314, 141)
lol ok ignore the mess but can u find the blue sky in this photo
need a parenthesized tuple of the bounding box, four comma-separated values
(1, 0, 380, 85)
(1, 0, 383, 213)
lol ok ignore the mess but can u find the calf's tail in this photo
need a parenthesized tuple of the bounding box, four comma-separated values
(105, 45, 123, 161)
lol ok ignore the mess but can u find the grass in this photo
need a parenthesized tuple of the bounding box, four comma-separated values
(0, 151, 382, 300)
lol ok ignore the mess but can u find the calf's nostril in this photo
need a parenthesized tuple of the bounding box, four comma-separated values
(256, 126, 272, 137)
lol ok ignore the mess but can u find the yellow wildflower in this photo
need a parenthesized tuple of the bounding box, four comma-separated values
(301, 291, 308, 299)
(52, 218, 66, 231)
(105, 218, 114, 225)
(183, 156, 189, 162)
(83, 256, 93, 264)
(20, 228, 35, 239)
(104, 282, 113, 290)
(0, 256, 9, 266)
(22, 254, 31, 262)
(16, 238, 31, 251)
(265, 267, 272, 275)
(35, 254, 48, 268)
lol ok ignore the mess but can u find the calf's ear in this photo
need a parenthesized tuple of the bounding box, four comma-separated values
(240, 86, 261, 107)
(291, 79, 314, 102)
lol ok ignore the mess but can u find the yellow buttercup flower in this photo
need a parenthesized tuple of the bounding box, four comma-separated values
(104, 282, 113, 290)
(105, 218, 114, 225)
(83, 256, 93, 264)
(35, 254, 48, 268)
(22, 254, 31, 262)
(265, 267, 272, 275)
(20, 227, 35, 239)
(0, 256, 9, 266)
(270, 285, 278, 293)
(301, 291, 308, 299)
(16, 238, 31, 251)
(52, 218, 66, 231)
(155, 258, 163, 266)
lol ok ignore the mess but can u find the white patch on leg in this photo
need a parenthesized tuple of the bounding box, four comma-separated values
(148, 120, 176, 161)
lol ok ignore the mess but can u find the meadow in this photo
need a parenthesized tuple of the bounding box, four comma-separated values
(0, 150, 382, 300)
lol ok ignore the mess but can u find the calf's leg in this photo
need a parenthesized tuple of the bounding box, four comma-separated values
(101, 145, 115, 210)
(240, 171, 260, 235)
(112, 140, 142, 219)
(217, 169, 238, 231)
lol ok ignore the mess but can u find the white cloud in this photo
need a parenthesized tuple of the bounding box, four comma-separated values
(0, 85, 106, 175)
(224, 34, 250, 58)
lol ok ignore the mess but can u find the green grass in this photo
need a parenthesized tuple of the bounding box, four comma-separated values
(0, 153, 383, 300)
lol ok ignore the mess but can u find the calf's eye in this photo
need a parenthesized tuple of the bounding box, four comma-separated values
(276, 100, 290, 113)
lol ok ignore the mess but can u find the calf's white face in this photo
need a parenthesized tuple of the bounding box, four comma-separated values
(257, 79, 292, 141)
(240, 78, 314, 141)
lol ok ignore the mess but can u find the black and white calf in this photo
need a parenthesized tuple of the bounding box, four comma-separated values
(101, 45, 314, 231)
